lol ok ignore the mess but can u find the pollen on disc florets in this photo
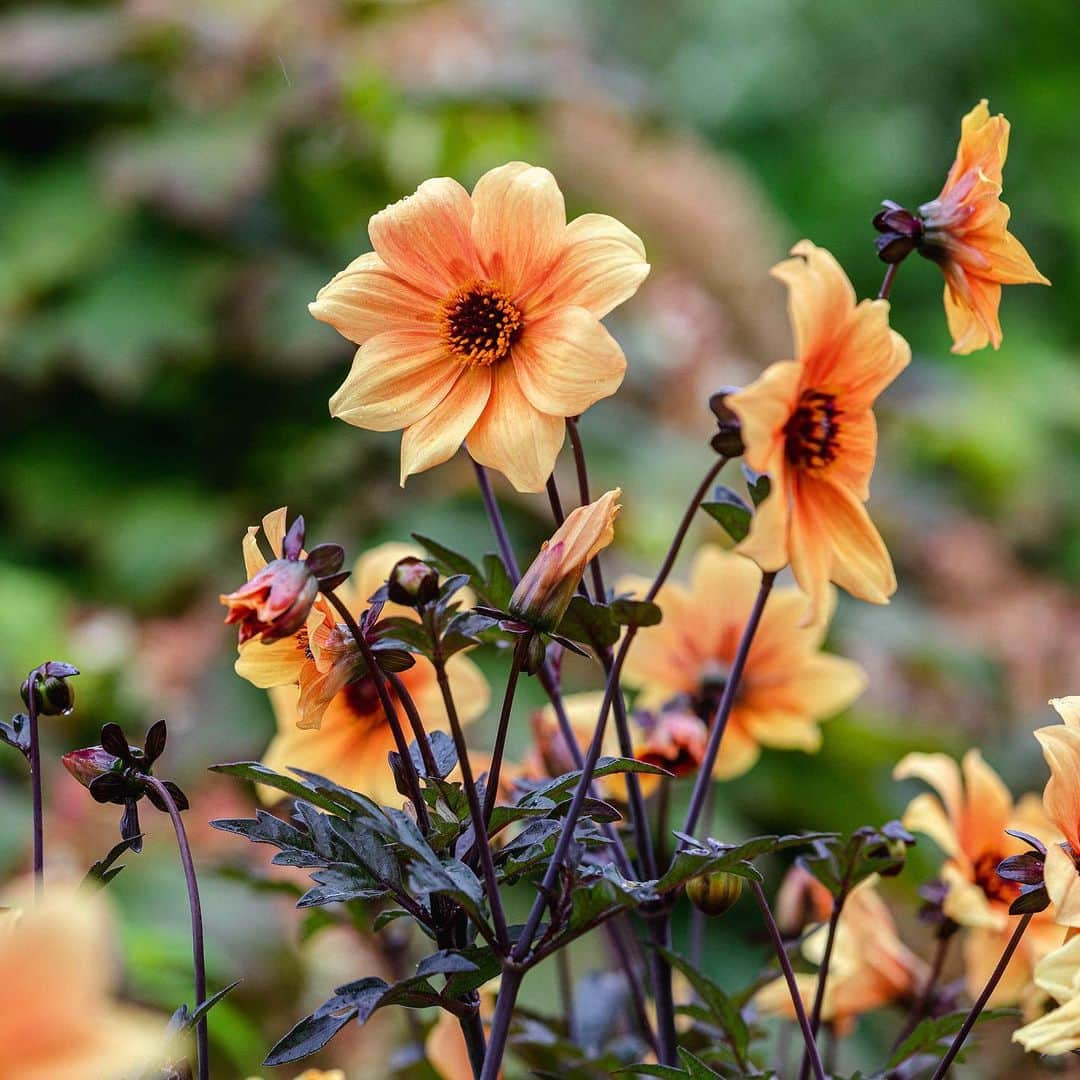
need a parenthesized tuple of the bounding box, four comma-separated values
(441, 279, 523, 366)
(784, 389, 843, 470)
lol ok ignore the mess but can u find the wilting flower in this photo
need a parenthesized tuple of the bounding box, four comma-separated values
(1014, 934, 1080, 1055)
(241, 539, 490, 806)
(0, 885, 169, 1079)
(619, 546, 866, 779)
(1033, 697, 1080, 926)
(754, 869, 927, 1033)
(894, 749, 1062, 1004)
(919, 99, 1049, 355)
(509, 489, 621, 631)
(310, 163, 649, 492)
(729, 241, 910, 619)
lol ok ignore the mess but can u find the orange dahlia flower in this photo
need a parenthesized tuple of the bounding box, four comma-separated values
(730, 241, 910, 620)
(618, 546, 866, 780)
(231, 511, 490, 805)
(310, 163, 649, 492)
(754, 869, 926, 1034)
(0, 886, 170, 1080)
(894, 749, 1063, 1005)
(1034, 697, 1080, 926)
(920, 99, 1049, 355)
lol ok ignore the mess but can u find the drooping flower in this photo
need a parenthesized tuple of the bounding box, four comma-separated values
(1014, 933, 1080, 1056)
(236, 534, 491, 806)
(1033, 697, 1080, 926)
(632, 707, 708, 779)
(754, 870, 926, 1033)
(729, 241, 910, 620)
(619, 546, 866, 780)
(919, 100, 1049, 355)
(894, 749, 1063, 1004)
(310, 164, 649, 492)
(0, 885, 170, 1079)
(509, 488, 620, 631)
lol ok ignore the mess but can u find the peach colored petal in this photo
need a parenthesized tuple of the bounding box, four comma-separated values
(770, 240, 856, 362)
(329, 330, 462, 432)
(736, 455, 791, 575)
(1015, 992, 1080, 1055)
(466, 361, 565, 492)
(399, 365, 493, 484)
(1052, 697, 1080, 730)
(729, 360, 801, 477)
(958, 748, 1013, 858)
(309, 251, 435, 345)
(754, 652, 867, 721)
(235, 634, 307, 689)
(242, 525, 267, 578)
(1030, 932, 1080, 1003)
(786, 478, 834, 623)
(527, 212, 649, 319)
(1035, 724, 1080, 851)
(1046, 841, 1080, 928)
(894, 752, 963, 824)
(824, 409, 877, 502)
(814, 300, 911, 410)
(511, 306, 626, 417)
(368, 177, 478, 297)
(710, 719, 760, 780)
(900, 792, 961, 860)
(260, 507, 289, 559)
(944, 277, 1001, 354)
(941, 862, 1003, 929)
(471, 163, 566, 298)
(964, 923, 1032, 1006)
(740, 708, 823, 752)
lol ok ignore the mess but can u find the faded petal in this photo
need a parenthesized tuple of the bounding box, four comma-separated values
(329, 330, 462, 432)
(399, 365, 493, 484)
(467, 362, 565, 492)
(512, 306, 626, 417)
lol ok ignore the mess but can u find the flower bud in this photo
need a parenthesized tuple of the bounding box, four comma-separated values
(634, 709, 708, 778)
(686, 871, 743, 917)
(708, 389, 744, 458)
(510, 490, 621, 632)
(220, 558, 319, 644)
(872, 200, 924, 264)
(21, 662, 79, 716)
(62, 746, 120, 789)
(387, 557, 441, 608)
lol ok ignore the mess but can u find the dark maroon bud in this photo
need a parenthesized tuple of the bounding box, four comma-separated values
(63, 746, 121, 790)
(387, 557, 441, 608)
(708, 388, 744, 458)
(997, 850, 1046, 886)
(305, 543, 346, 579)
(282, 514, 306, 560)
(873, 201, 925, 266)
(21, 662, 79, 716)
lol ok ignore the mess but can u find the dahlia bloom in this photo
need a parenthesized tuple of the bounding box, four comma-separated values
(894, 749, 1063, 1004)
(1033, 696, 1080, 926)
(730, 241, 910, 620)
(310, 163, 649, 492)
(509, 488, 620, 631)
(920, 99, 1049, 355)
(754, 870, 926, 1034)
(0, 886, 169, 1080)
(619, 546, 865, 780)
(1014, 933, 1080, 1056)
(230, 511, 490, 805)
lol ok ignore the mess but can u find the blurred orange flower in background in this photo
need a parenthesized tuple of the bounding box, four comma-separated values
(0, 886, 170, 1080)
(310, 163, 649, 492)
(754, 868, 927, 1033)
(730, 241, 910, 620)
(894, 749, 1063, 1004)
(619, 546, 866, 779)
(230, 511, 490, 806)
(1033, 696, 1080, 926)
(920, 99, 1049, 355)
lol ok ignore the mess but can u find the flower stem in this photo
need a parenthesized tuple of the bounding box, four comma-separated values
(480, 633, 530, 829)
(680, 570, 776, 840)
(324, 590, 430, 831)
(646, 916, 678, 1065)
(798, 890, 847, 1080)
(145, 775, 208, 1080)
(429, 618, 511, 955)
(929, 914, 1033, 1080)
(26, 670, 44, 899)
(472, 459, 520, 582)
(565, 417, 605, 601)
(386, 672, 440, 780)
(750, 880, 826, 1080)
(480, 965, 524, 1080)
(878, 263, 899, 300)
(459, 1006, 487, 1079)
(893, 929, 954, 1049)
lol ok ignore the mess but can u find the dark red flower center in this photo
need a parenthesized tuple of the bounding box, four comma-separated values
(442, 280, 523, 366)
(972, 850, 1021, 905)
(784, 390, 842, 469)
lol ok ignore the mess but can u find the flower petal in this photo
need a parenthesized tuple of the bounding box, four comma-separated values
(512, 306, 626, 417)
(771, 240, 856, 362)
(901, 792, 961, 859)
(1035, 723, 1080, 852)
(528, 212, 650, 319)
(471, 162, 566, 297)
(944, 277, 1001, 354)
(399, 364, 493, 484)
(729, 360, 801, 477)
(309, 252, 436, 344)
(235, 635, 306, 689)
(369, 177, 478, 297)
(1046, 841, 1080, 927)
(894, 753, 963, 825)
(467, 362, 565, 492)
(957, 748, 1013, 859)
(329, 330, 463, 432)
(1052, 697, 1080, 730)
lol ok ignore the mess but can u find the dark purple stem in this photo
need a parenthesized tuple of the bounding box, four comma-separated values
(386, 671, 440, 781)
(480, 633, 530, 829)
(929, 914, 1033, 1080)
(878, 263, 899, 300)
(26, 669, 44, 898)
(798, 890, 847, 1080)
(565, 417, 605, 601)
(751, 880, 826, 1080)
(472, 459, 520, 582)
(145, 775, 208, 1080)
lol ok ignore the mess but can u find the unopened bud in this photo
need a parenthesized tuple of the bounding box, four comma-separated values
(21, 662, 79, 716)
(387, 557, 441, 608)
(62, 746, 120, 789)
(220, 558, 318, 644)
(708, 389, 744, 458)
(686, 871, 744, 917)
(873, 200, 924, 265)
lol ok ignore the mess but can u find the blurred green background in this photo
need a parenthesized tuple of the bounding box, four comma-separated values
(1, 1, 1077, 1076)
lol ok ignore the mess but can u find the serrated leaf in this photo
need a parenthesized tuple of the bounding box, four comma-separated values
(482, 553, 514, 610)
(209, 762, 349, 816)
(415, 950, 480, 978)
(413, 535, 480, 584)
